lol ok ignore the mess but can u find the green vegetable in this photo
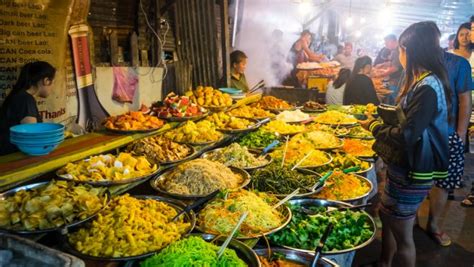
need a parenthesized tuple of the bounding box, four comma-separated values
(251, 162, 317, 194)
(238, 130, 278, 149)
(269, 204, 374, 252)
(315, 152, 371, 173)
(140, 236, 246, 267)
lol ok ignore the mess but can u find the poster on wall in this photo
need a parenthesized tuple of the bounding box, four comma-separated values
(0, 0, 75, 122)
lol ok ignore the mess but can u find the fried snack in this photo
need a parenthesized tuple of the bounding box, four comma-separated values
(252, 96, 293, 110)
(126, 136, 193, 164)
(68, 194, 190, 258)
(104, 112, 164, 131)
(0, 180, 106, 231)
(189, 86, 233, 107)
(58, 153, 158, 182)
(227, 105, 274, 119)
(164, 120, 222, 144)
(205, 112, 253, 130)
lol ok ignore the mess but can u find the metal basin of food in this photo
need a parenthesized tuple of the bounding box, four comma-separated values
(272, 198, 376, 255)
(200, 148, 273, 172)
(254, 248, 339, 267)
(150, 166, 251, 200)
(63, 195, 196, 262)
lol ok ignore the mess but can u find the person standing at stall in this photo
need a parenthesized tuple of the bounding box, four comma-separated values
(0, 61, 56, 155)
(229, 50, 250, 93)
(334, 42, 356, 69)
(343, 56, 380, 105)
(373, 34, 403, 104)
(361, 22, 451, 267)
(287, 30, 326, 67)
(422, 21, 473, 245)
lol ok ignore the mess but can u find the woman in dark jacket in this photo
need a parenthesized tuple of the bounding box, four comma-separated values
(361, 22, 451, 267)
(343, 56, 380, 105)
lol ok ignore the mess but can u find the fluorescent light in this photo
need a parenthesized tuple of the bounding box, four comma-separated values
(355, 30, 362, 38)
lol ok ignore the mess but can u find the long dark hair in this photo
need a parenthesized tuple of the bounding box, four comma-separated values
(349, 56, 372, 81)
(398, 22, 451, 114)
(0, 61, 56, 114)
(453, 22, 473, 50)
(333, 68, 351, 89)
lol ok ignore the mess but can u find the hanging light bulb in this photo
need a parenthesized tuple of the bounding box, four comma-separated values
(360, 17, 366, 24)
(345, 16, 354, 27)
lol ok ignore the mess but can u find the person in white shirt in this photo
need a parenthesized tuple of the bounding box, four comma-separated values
(334, 42, 356, 69)
(325, 68, 351, 104)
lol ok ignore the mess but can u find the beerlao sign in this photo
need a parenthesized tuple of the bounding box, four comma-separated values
(0, 0, 76, 122)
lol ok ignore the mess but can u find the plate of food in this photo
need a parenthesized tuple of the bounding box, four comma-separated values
(227, 105, 275, 120)
(301, 101, 327, 113)
(64, 194, 195, 261)
(314, 152, 373, 176)
(290, 131, 344, 150)
(237, 129, 281, 150)
(270, 146, 332, 169)
(268, 198, 376, 255)
(195, 189, 292, 239)
(189, 86, 233, 111)
(306, 123, 351, 136)
(342, 138, 376, 159)
(201, 143, 272, 172)
(252, 96, 295, 112)
(104, 112, 165, 133)
(339, 125, 374, 140)
(56, 152, 159, 186)
(275, 110, 312, 124)
(254, 248, 338, 267)
(152, 93, 209, 122)
(262, 120, 305, 136)
(150, 159, 251, 200)
(250, 162, 323, 198)
(204, 112, 260, 134)
(164, 120, 224, 146)
(313, 110, 358, 127)
(125, 136, 197, 165)
(313, 171, 372, 204)
(0, 180, 109, 234)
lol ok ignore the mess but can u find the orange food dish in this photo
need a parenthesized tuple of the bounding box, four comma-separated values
(342, 138, 375, 158)
(252, 96, 293, 110)
(104, 111, 165, 131)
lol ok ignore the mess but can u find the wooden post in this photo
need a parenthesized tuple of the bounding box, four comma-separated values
(130, 31, 139, 67)
(110, 30, 118, 66)
(220, 0, 230, 87)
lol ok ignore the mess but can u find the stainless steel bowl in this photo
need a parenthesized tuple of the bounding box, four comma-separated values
(312, 173, 373, 206)
(200, 148, 273, 172)
(56, 167, 160, 187)
(254, 248, 339, 267)
(150, 166, 251, 200)
(123, 233, 261, 267)
(273, 198, 376, 255)
(63, 195, 196, 262)
(196, 200, 292, 240)
(0, 181, 110, 235)
(217, 118, 261, 135)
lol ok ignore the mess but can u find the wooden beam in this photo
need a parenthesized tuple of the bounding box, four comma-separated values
(160, 0, 176, 16)
(220, 0, 230, 87)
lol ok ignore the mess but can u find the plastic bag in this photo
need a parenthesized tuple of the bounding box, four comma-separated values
(112, 67, 138, 103)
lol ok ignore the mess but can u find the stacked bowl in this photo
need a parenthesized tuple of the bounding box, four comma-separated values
(10, 123, 65, 156)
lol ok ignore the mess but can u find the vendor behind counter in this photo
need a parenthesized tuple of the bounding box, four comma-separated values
(0, 61, 56, 155)
(229, 50, 249, 93)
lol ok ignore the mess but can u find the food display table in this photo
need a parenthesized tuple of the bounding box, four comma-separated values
(0, 123, 176, 192)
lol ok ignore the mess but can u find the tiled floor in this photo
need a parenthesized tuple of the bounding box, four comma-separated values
(353, 156, 474, 267)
